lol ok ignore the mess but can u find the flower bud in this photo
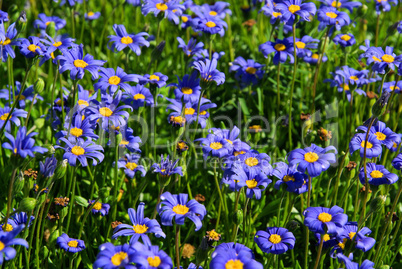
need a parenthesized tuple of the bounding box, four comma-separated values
(368, 195, 386, 216)
(233, 209, 243, 226)
(17, 198, 37, 212)
(286, 220, 300, 231)
(195, 237, 210, 266)
(13, 171, 25, 194)
(34, 78, 45, 94)
(54, 159, 68, 180)
(151, 41, 165, 63)
(46, 21, 56, 37)
(371, 91, 391, 119)
(16, 11, 27, 35)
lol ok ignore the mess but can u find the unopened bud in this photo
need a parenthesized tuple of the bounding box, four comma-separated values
(18, 198, 37, 212)
(371, 91, 391, 119)
(151, 41, 165, 63)
(286, 220, 300, 231)
(233, 209, 243, 226)
(196, 237, 210, 265)
(368, 195, 386, 216)
(16, 11, 27, 34)
(13, 171, 25, 194)
(34, 78, 45, 94)
(54, 159, 68, 179)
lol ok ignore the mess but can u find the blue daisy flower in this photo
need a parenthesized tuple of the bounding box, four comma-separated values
(229, 150, 272, 175)
(303, 53, 328, 64)
(259, 38, 294, 65)
(93, 243, 137, 269)
(132, 242, 173, 269)
(180, 14, 193, 29)
(169, 72, 202, 103)
(261, 0, 283, 24)
(0, 106, 27, 133)
(151, 155, 183, 177)
(177, 37, 204, 57)
(139, 72, 168, 88)
(117, 154, 146, 179)
(214, 242, 253, 256)
(274, 0, 317, 24)
(41, 34, 76, 63)
(18, 36, 46, 58)
(333, 33, 356, 47)
(75, 84, 97, 111)
(57, 137, 104, 167)
(375, 0, 397, 13)
(193, 58, 225, 86)
(58, 44, 105, 80)
(195, 133, 233, 160)
(85, 11, 101, 20)
(2, 127, 47, 158)
(95, 67, 139, 95)
(112, 203, 165, 246)
(287, 35, 319, 57)
(314, 233, 339, 249)
(122, 84, 154, 110)
(209, 126, 251, 153)
(117, 126, 141, 152)
(337, 254, 375, 269)
(142, 0, 185, 25)
(230, 56, 265, 87)
(288, 144, 337, 178)
(194, 2, 232, 19)
(349, 133, 382, 158)
(382, 81, 402, 94)
(0, 22, 18, 62)
(0, 10, 8, 22)
(337, 222, 375, 252)
(304, 206, 348, 234)
(273, 162, 309, 194)
(255, 227, 296, 254)
(0, 225, 28, 264)
(210, 247, 263, 269)
(392, 153, 402, 170)
(108, 24, 149, 55)
(361, 46, 400, 74)
(40, 156, 57, 178)
(194, 14, 228, 36)
(356, 121, 400, 149)
(358, 163, 398, 185)
(34, 13, 66, 31)
(10, 211, 34, 228)
(0, 82, 44, 109)
(56, 233, 85, 253)
(57, 111, 98, 140)
(319, 0, 362, 12)
(317, 7, 350, 31)
(157, 192, 207, 231)
(88, 200, 110, 216)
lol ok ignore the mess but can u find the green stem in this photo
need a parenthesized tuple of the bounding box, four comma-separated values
(65, 166, 77, 234)
(175, 225, 181, 269)
(276, 63, 281, 119)
(3, 168, 17, 231)
(313, 235, 325, 269)
(288, 21, 298, 149)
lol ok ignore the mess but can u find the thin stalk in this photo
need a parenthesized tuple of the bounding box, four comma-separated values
(175, 225, 181, 269)
(288, 21, 298, 149)
(3, 168, 17, 231)
(276, 63, 281, 119)
(313, 235, 325, 269)
(24, 94, 38, 126)
(65, 166, 77, 234)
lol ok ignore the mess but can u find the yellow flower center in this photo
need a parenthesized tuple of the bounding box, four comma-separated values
(269, 234, 282, 244)
(73, 59, 88, 68)
(206, 21, 216, 28)
(318, 212, 332, 223)
(182, 87, 193, 94)
(393, 142, 398, 148)
(375, 132, 386, 141)
(349, 232, 356, 240)
(147, 256, 162, 267)
(382, 54, 394, 63)
(0, 113, 9, 121)
(53, 41, 62, 47)
(3, 224, 13, 232)
(111, 252, 128, 266)
(283, 175, 295, 182)
(245, 157, 258, 167)
(199, 111, 207, 115)
(185, 108, 196, 115)
(370, 170, 384, 178)
(372, 56, 382, 62)
(28, 44, 40, 53)
(150, 74, 160, 81)
(225, 260, 244, 269)
(296, 41, 306, 49)
(172, 116, 185, 124)
(234, 151, 245, 156)
(274, 43, 286, 51)
(304, 152, 319, 163)
(208, 230, 220, 240)
(121, 36, 133, 45)
(182, 16, 189, 23)
(322, 234, 330, 241)
(93, 202, 102, 210)
(350, 76, 358, 81)
(312, 53, 319, 59)
(87, 11, 95, 17)
(67, 240, 78, 248)
(71, 146, 85, 156)
(156, 3, 168, 11)
(125, 162, 138, 170)
(120, 140, 129, 146)
(326, 12, 338, 18)
(246, 67, 257, 74)
(108, 76, 121, 85)
(341, 83, 350, 91)
(70, 127, 83, 137)
(331, 0, 342, 7)
(338, 238, 347, 249)
(209, 11, 218, 16)
(46, 21, 53, 26)
(0, 241, 4, 251)
(225, 139, 233, 145)
(78, 99, 89, 107)
(0, 38, 11, 46)
(133, 224, 148, 234)
(390, 86, 400, 91)
(246, 179, 258, 189)
(341, 35, 351, 41)
(99, 107, 113, 117)
(130, 93, 144, 100)
(272, 12, 282, 17)
(288, 4, 301, 13)
(360, 141, 373, 149)
(210, 142, 223, 150)
(172, 204, 189, 215)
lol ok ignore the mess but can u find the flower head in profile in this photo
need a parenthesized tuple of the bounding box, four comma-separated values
(303, 53, 328, 64)
(193, 2, 232, 19)
(193, 58, 225, 86)
(95, 67, 139, 95)
(58, 44, 105, 80)
(177, 37, 204, 57)
(383, 81, 402, 94)
(112, 203, 165, 246)
(254, 227, 295, 254)
(319, 0, 362, 12)
(392, 153, 402, 170)
(157, 192, 207, 231)
(2, 127, 47, 158)
(230, 57, 265, 88)
(288, 144, 337, 177)
(93, 243, 137, 269)
(0, 225, 28, 264)
(40, 156, 57, 178)
(317, 7, 350, 31)
(337, 253, 375, 269)
(375, 0, 397, 13)
(57, 137, 104, 167)
(337, 222, 375, 252)
(57, 233, 85, 253)
(152, 155, 183, 177)
(273, 162, 309, 194)
(359, 163, 398, 185)
(0, 82, 43, 109)
(108, 24, 149, 55)
(169, 72, 202, 103)
(0, 106, 27, 133)
(117, 154, 146, 179)
(0, 22, 18, 62)
(139, 72, 168, 88)
(210, 247, 263, 269)
(142, 0, 185, 25)
(132, 242, 173, 269)
(34, 13, 66, 31)
(123, 84, 154, 110)
(259, 38, 294, 65)
(85, 11, 101, 20)
(214, 242, 253, 257)
(350, 133, 382, 158)
(19, 36, 46, 58)
(333, 33, 356, 47)
(274, 0, 317, 24)
(288, 35, 319, 57)
(304, 206, 348, 234)
(89, 200, 110, 216)
(261, 0, 283, 24)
